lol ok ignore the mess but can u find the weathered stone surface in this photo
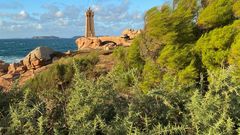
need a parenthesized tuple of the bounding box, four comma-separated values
(8, 63, 21, 74)
(0, 65, 49, 91)
(75, 36, 131, 50)
(18, 66, 48, 87)
(99, 36, 130, 46)
(121, 29, 141, 39)
(103, 42, 117, 51)
(0, 61, 9, 76)
(0, 72, 5, 77)
(75, 28, 141, 50)
(23, 46, 55, 69)
(16, 66, 28, 74)
(76, 37, 102, 50)
(0, 73, 16, 90)
(1, 74, 13, 81)
(0, 77, 12, 90)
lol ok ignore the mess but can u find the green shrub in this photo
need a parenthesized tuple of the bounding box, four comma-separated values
(8, 89, 44, 134)
(113, 46, 128, 68)
(140, 59, 161, 92)
(66, 67, 129, 134)
(24, 53, 99, 91)
(188, 90, 234, 134)
(127, 36, 145, 71)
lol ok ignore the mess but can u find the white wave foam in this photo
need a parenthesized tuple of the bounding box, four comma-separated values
(0, 56, 23, 64)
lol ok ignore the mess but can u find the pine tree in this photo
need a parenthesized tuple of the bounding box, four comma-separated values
(195, 23, 239, 71)
(198, 0, 234, 30)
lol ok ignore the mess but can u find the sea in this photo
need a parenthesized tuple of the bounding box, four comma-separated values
(0, 39, 77, 63)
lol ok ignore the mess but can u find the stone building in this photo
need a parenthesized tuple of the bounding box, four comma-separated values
(85, 8, 95, 37)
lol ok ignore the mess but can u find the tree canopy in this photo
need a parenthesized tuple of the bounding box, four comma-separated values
(198, 0, 234, 30)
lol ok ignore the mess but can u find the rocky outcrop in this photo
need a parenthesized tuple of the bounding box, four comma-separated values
(76, 37, 102, 50)
(98, 36, 130, 46)
(75, 37, 118, 50)
(0, 60, 9, 76)
(75, 36, 131, 50)
(0, 46, 65, 91)
(121, 29, 141, 40)
(0, 62, 27, 90)
(23, 46, 56, 69)
(0, 76, 12, 90)
(8, 62, 27, 74)
(75, 29, 141, 50)
(0, 60, 27, 90)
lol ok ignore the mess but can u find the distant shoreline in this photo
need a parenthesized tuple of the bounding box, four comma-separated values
(0, 35, 113, 40)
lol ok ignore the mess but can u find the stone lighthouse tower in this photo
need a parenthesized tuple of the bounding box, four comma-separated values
(85, 8, 95, 37)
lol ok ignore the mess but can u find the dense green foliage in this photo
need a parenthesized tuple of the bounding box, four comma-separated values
(195, 21, 240, 70)
(198, 0, 234, 30)
(1, 0, 240, 134)
(233, 0, 240, 18)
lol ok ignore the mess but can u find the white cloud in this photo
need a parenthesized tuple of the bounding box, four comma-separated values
(40, 4, 81, 23)
(12, 10, 36, 21)
(57, 18, 69, 26)
(55, 11, 63, 18)
(93, 0, 143, 24)
(19, 11, 27, 17)
(133, 13, 143, 19)
(9, 24, 22, 31)
(34, 24, 43, 30)
(17, 10, 29, 20)
(92, 5, 101, 12)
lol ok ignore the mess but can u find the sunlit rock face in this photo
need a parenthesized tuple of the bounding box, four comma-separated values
(76, 29, 141, 50)
(121, 29, 142, 40)
(23, 46, 55, 69)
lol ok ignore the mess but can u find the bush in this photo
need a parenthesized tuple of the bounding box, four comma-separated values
(127, 36, 145, 71)
(24, 53, 99, 91)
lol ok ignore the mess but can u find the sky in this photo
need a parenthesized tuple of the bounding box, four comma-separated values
(0, 0, 165, 39)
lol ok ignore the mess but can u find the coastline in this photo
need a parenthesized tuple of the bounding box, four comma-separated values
(0, 38, 77, 64)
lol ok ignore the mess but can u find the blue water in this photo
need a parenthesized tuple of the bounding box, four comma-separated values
(0, 39, 77, 63)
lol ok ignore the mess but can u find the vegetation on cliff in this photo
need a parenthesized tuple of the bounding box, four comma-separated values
(1, 0, 240, 134)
